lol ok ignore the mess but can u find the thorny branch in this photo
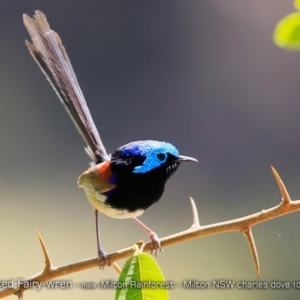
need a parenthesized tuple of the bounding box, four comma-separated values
(1, 166, 299, 298)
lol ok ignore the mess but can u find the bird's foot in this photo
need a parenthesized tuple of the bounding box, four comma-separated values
(97, 249, 111, 270)
(150, 231, 163, 256)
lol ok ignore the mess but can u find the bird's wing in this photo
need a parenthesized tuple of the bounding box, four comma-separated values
(23, 11, 109, 164)
(78, 161, 116, 193)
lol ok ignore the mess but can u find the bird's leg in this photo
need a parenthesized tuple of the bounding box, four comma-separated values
(95, 210, 111, 269)
(132, 217, 162, 255)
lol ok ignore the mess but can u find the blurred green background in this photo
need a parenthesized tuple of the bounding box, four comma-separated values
(1, 1, 300, 299)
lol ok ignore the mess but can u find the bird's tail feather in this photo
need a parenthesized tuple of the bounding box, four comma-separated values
(23, 10, 109, 163)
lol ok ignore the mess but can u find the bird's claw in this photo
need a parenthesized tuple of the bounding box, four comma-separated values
(97, 249, 111, 270)
(150, 232, 163, 256)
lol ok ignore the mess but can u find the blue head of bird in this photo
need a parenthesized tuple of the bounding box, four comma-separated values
(111, 140, 197, 180)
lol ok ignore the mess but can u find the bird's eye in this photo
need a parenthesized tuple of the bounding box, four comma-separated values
(157, 153, 166, 161)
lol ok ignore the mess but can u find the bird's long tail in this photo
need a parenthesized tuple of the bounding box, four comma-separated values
(23, 11, 109, 164)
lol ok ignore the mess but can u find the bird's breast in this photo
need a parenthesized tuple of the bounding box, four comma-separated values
(82, 186, 144, 219)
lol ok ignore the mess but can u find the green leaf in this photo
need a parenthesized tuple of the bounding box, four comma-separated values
(273, 12, 300, 51)
(115, 253, 170, 300)
(295, 0, 300, 11)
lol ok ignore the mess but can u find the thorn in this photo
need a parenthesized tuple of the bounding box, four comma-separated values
(244, 227, 260, 278)
(270, 166, 291, 204)
(112, 262, 122, 274)
(36, 231, 52, 270)
(189, 197, 200, 229)
(17, 289, 24, 300)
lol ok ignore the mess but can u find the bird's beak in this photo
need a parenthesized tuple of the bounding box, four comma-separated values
(175, 155, 198, 163)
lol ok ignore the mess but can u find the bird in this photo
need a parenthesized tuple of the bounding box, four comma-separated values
(23, 11, 198, 268)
